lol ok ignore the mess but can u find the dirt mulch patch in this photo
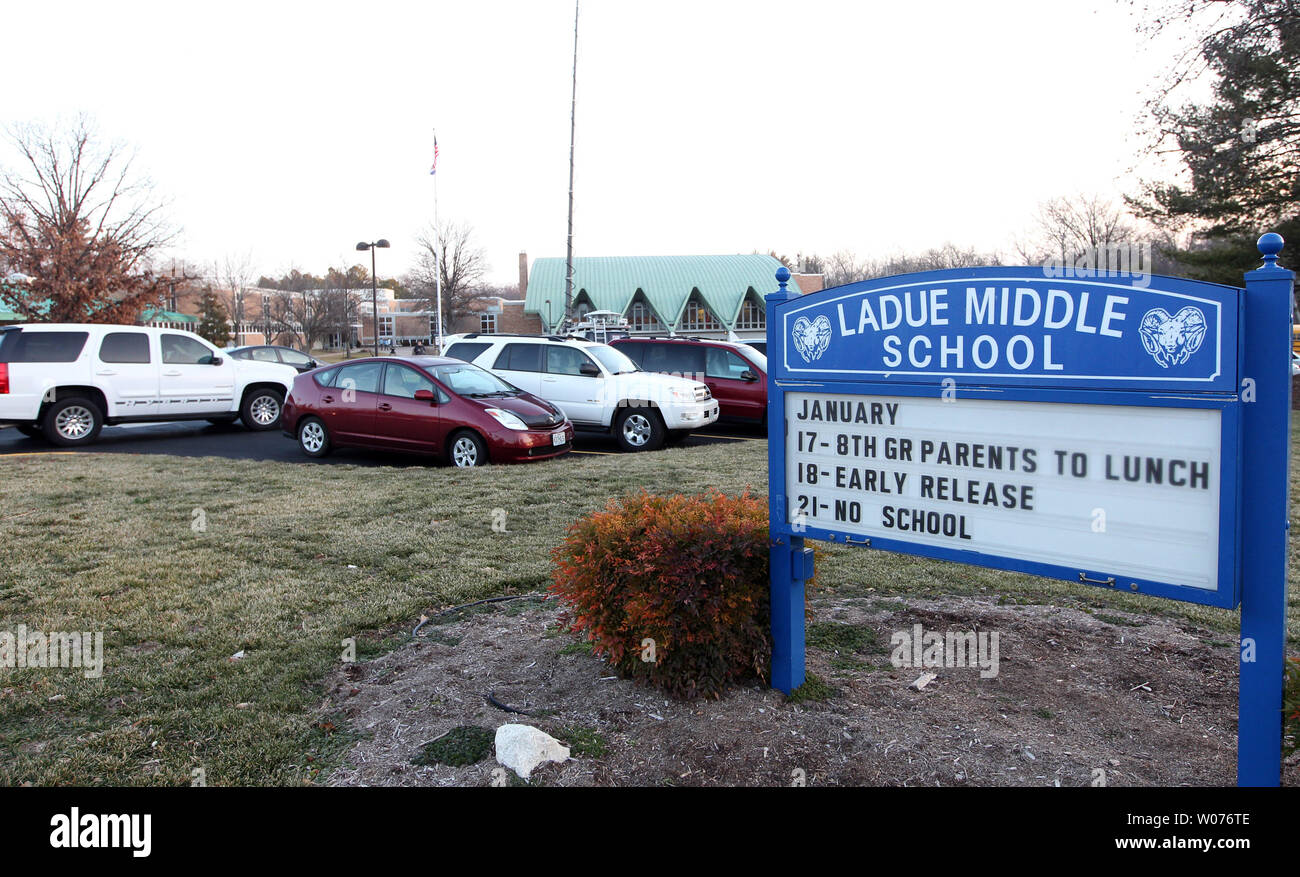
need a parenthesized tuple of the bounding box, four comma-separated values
(322, 596, 1297, 787)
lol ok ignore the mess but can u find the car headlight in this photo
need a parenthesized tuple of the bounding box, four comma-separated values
(667, 386, 694, 402)
(484, 408, 528, 430)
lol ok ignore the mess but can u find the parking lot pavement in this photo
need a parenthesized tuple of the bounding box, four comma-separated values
(0, 421, 766, 466)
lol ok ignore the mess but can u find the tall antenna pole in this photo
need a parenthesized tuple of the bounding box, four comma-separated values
(432, 130, 444, 352)
(563, 0, 579, 331)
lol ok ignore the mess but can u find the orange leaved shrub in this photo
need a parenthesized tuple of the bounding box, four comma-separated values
(550, 490, 771, 700)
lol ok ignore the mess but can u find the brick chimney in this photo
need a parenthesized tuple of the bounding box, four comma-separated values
(518, 252, 528, 298)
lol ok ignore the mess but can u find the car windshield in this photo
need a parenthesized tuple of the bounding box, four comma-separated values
(588, 344, 639, 375)
(432, 362, 519, 397)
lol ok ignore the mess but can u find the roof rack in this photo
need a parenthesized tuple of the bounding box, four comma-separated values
(630, 335, 716, 343)
(459, 332, 571, 342)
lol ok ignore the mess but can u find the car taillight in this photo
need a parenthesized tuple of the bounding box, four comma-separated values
(0, 363, 8, 394)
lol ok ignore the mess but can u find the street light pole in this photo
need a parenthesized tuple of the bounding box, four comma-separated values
(356, 239, 390, 357)
(369, 247, 378, 356)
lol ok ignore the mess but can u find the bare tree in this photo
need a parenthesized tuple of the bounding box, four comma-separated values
(264, 290, 319, 350)
(1015, 195, 1139, 264)
(217, 252, 256, 345)
(315, 266, 361, 350)
(263, 264, 358, 351)
(824, 249, 870, 287)
(0, 116, 178, 322)
(867, 243, 1000, 276)
(918, 243, 999, 271)
(798, 253, 826, 275)
(812, 244, 999, 288)
(405, 221, 491, 333)
(148, 256, 207, 312)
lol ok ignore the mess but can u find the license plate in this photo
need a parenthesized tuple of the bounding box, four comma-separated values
(552, 432, 566, 446)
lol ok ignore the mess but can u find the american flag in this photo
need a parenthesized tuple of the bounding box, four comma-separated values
(429, 136, 439, 176)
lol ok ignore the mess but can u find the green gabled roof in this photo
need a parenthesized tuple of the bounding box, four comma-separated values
(0, 282, 30, 321)
(525, 254, 800, 331)
(139, 308, 197, 323)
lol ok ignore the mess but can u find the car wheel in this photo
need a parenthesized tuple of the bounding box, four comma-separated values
(615, 407, 664, 452)
(241, 388, 284, 430)
(42, 397, 104, 447)
(298, 417, 332, 458)
(15, 424, 40, 438)
(449, 430, 488, 468)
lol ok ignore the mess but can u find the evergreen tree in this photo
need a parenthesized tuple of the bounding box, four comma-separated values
(197, 288, 231, 347)
(1130, 0, 1298, 278)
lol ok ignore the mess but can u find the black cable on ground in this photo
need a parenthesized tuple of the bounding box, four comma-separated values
(485, 692, 546, 717)
(411, 593, 547, 638)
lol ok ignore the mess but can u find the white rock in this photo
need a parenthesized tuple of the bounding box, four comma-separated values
(495, 724, 570, 780)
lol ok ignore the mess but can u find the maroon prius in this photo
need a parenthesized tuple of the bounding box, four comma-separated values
(280, 356, 574, 466)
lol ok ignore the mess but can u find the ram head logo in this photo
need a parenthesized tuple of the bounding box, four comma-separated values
(1138, 306, 1207, 368)
(792, 315, 832, 363)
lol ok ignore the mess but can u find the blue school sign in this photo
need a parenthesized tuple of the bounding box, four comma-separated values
(765, 235, 1292, 786)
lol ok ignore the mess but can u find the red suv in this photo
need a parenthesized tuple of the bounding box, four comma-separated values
(610, 337, 767, 425)
(281, 356, 574, 466)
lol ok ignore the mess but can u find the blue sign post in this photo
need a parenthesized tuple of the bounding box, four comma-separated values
(1237, 234, 1293, 786)
(765, 236, 1292, 785)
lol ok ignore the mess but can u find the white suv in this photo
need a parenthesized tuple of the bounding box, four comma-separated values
(0, 323, 298, 446)
(443, 333, 718, 451)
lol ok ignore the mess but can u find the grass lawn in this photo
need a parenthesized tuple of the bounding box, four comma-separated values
(1, 437, 1298, 786)
(314, 350, 370, 364)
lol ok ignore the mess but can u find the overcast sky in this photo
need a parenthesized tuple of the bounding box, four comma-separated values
(1, 0, 1193, 287)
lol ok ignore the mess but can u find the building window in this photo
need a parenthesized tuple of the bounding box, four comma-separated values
(480, 313, 498, 334)
(627, 301, 664, 332)
(735, 297, 765, 330)
(679, 298, 721, 332)
(379, 315, 394, 338)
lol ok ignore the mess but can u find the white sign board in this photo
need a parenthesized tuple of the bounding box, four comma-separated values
(784, 392, 1223, 592)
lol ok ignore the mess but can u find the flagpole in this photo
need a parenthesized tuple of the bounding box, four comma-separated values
(432, 130, 444, 353)
(563, 0, 579, 331)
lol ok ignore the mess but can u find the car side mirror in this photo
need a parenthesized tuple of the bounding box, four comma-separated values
(209, 356, 223, 366)
(413, 388, 437, 404)
(579, 362, 601, 377)
(741, 369, 758, 382)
